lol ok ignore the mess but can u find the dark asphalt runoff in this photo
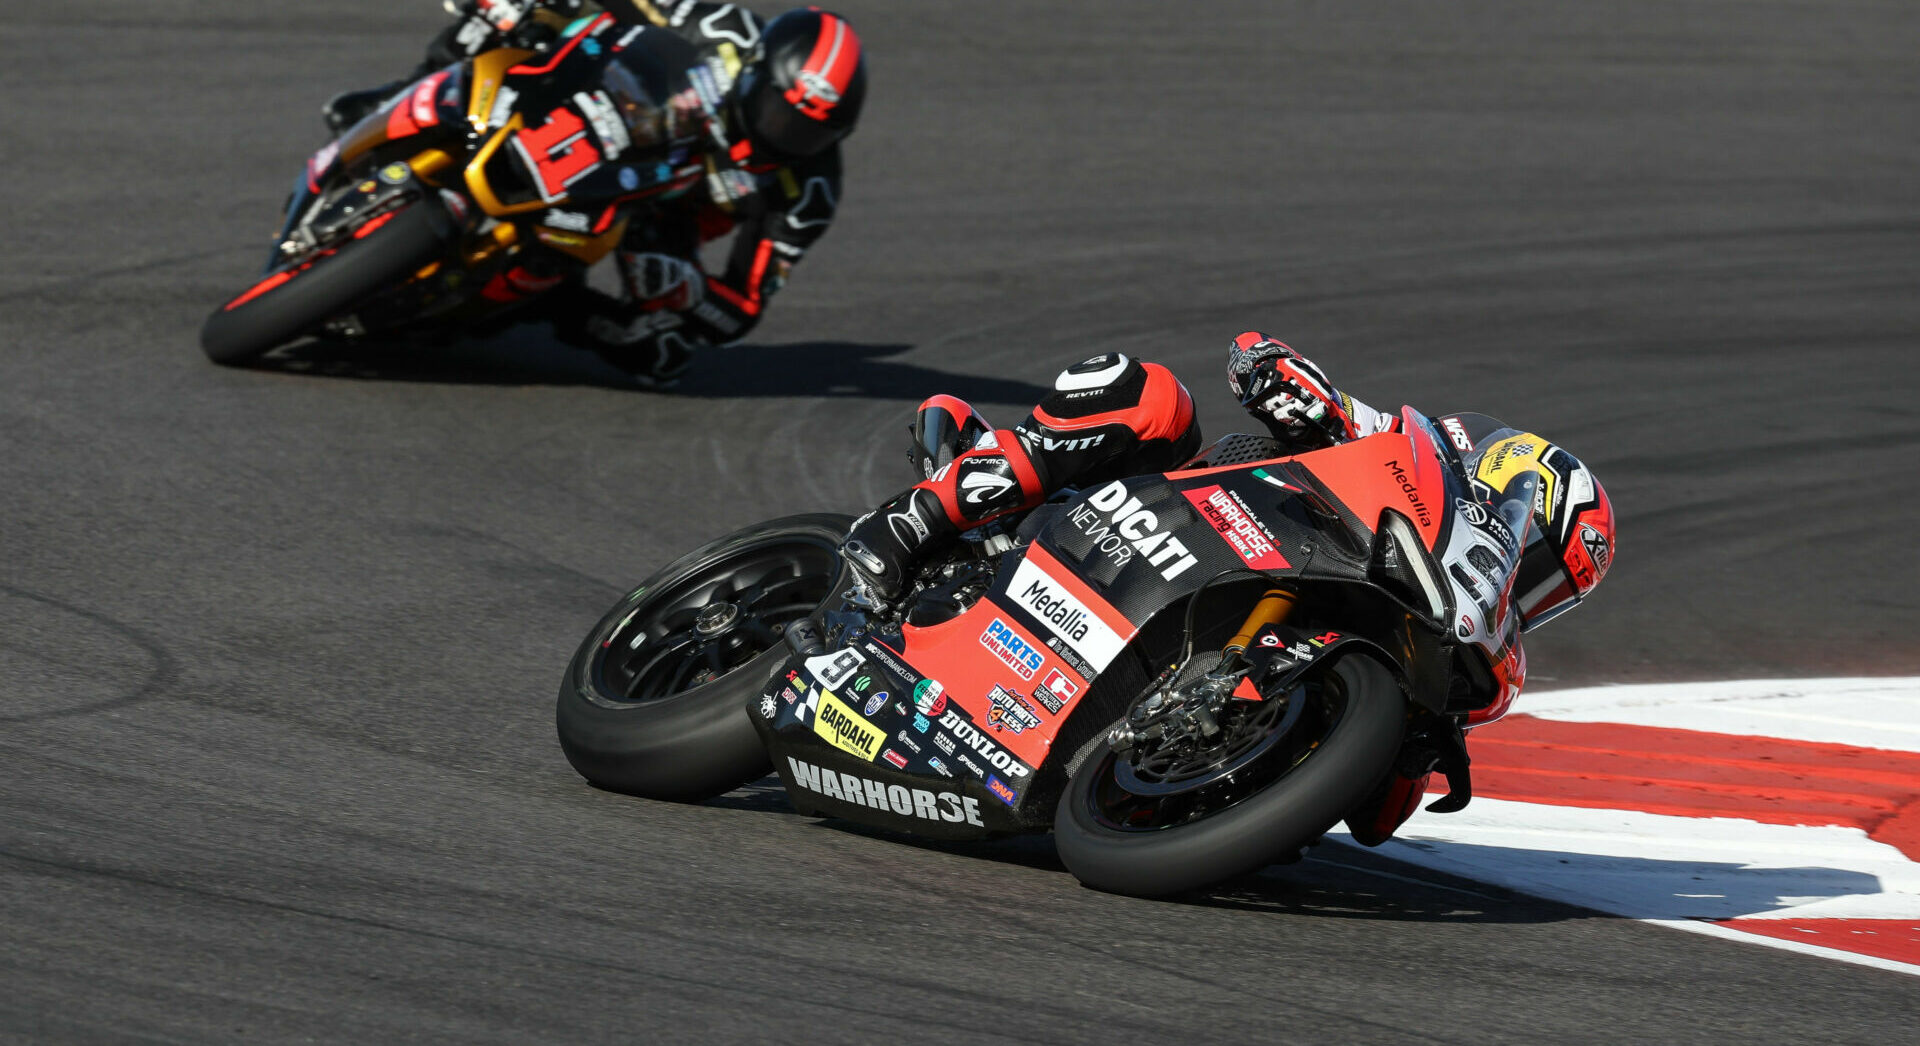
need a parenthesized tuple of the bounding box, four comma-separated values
(5, 1, 1919, 1042)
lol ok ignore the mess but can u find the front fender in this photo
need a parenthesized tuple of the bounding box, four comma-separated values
(1240, 623, 1413, 707)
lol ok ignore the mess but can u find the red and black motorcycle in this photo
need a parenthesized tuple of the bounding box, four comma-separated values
(558, 411, 1562, 896)
(201, 14, 715, 365)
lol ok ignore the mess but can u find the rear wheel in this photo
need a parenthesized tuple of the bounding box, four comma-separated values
(1054, 652, 1405, 897)
(200, 199, 450, 366)
(556, 514, 853, 801)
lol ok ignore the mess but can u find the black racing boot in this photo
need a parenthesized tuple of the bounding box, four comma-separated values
(841, 487, 956, 606)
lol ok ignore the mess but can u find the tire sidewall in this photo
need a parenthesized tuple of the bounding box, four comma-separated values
(555, 513, 853, 802)
(1054, 653, 1406, 897)
(200, 196, 450, 365)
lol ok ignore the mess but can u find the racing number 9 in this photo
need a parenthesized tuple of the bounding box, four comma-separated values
(513, 106, 601, 202)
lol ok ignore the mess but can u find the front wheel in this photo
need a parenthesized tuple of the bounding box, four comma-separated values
(199, 198, 450, 366)
(556, 513, 853, 802)
(1054, 653, 1405, 897)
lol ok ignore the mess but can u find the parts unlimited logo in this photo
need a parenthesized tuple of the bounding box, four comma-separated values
(980, 618, 1044, 680)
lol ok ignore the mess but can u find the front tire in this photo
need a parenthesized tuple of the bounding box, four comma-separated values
(1054, 653, 1405, 897)
(556, 514, 853, 802)
(200, 199, 450, 366)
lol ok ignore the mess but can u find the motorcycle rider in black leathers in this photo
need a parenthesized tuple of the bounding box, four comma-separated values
(324, 1, 864, 387)
(842, 333, 1617, 643)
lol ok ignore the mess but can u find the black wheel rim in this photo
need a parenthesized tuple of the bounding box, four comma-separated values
(1086, 664, 1356, 833)
(589, 533, 840, 706)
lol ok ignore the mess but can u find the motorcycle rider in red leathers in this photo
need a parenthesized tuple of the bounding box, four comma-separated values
(840, 333, 1618, 694)
(324, 1, 865, 387)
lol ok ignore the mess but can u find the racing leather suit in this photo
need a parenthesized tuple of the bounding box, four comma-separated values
(327, 1, 845, 381)
(842, 353, 1205, 599)
(842, 340, 1405, 602)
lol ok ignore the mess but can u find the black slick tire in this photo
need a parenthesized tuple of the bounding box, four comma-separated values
(556, 514, 852, 802)
(200, 199, 449, 366)
(1054, 653, 1405, 897)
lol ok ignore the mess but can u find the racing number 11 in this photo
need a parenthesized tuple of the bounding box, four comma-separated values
(513, 106, 601, 202)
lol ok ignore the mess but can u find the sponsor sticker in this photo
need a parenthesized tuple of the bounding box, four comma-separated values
(1071, 482, 1199, 580)
(1032, 666, 1080, 714)
(862, 691, 889, 717)
(986, 685, 1042, 735)
(980, 618, 1044, 680)
(882, 749, 908, 769)
(913, 678, 947, 716)
(939, 708, 1032, 778)
(1030, 683, 1065, 715)
(861, 640, 918, 683)
(987, 775, 1019, 806)
(1183, 485, 1289, 570)
(1005, 558, 1125, 674)
(785, 757, 982, 826)
(813, 690, 882, 761)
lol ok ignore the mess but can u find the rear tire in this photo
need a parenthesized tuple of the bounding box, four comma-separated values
(200, 199, 450, 366)
(556, 514, 853, 802)
(1054, 653, 1405, 897)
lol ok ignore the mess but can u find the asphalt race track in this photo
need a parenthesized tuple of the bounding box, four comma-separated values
(5, 1, 1919, 1041)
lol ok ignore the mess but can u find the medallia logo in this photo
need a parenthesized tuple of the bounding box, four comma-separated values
(980, 618, 1044, 680)
(1005, 558, 1126, 672)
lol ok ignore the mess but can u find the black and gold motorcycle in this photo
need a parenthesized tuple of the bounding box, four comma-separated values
(202, 13, 716, 364)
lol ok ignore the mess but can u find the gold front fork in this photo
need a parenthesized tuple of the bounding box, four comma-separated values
(1224, 588, 1297, 659)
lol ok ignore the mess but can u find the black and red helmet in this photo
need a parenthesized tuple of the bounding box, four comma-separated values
(735, 8, 867, 163)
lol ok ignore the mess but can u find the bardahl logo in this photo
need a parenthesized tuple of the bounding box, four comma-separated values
(813, 691, 881, 761)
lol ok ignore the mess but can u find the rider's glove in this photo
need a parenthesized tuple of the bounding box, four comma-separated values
(621, 252, 706, 314)
(1226, 331, 1357, 447)
(472, 0, 533, 31)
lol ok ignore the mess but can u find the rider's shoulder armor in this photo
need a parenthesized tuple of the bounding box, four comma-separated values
(654, 2, 768, 90)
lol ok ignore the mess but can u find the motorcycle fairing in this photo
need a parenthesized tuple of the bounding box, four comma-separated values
(755, 415, 1493, 838)
(754, 665, 1022, 838)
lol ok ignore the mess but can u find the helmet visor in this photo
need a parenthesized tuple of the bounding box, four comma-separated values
(742, 81, 845, 161)
(1513, 528, 1581, 630)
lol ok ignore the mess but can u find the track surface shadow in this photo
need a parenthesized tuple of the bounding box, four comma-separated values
(243, 332, 1054, 404)
(713, 777, 1583, 925)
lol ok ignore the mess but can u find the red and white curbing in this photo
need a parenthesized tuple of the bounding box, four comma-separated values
(1332, 677, 1920, 975)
